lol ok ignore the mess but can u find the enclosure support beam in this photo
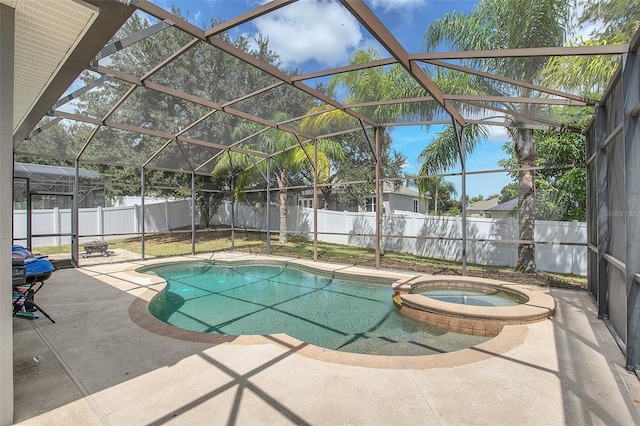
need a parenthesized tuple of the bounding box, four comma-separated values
(375, 127, 382, 269)
(191, 172, 196, 255)
(266, 158, 271, 255)
(313, 139, 318, 262)
(141, 167, 146, 261)
(624, 48, 640, 370)
(72, 160, 80, 267)
(457, 122, 468, 276)
(0, 5, 15, 424)
(594, 106, 610, 319)
(230, 175, 235, 250)
(26, 178, 31, 250)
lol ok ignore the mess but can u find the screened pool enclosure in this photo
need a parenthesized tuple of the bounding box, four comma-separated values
(2, 0, 640, 375)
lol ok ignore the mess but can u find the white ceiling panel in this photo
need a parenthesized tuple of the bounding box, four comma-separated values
(8, 0, 98, 131)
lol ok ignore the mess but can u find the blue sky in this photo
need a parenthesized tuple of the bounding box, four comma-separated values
(147, 0, 512, 198)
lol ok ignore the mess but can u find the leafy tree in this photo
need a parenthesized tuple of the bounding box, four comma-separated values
(578, 0, 640, 42)
(296, 135, 348, 210)
(212, 112, 344, 244)
(417, 0, 572, 273)
(498, 107, 589, 221)
(498, 132, 586, 221)
(36, 8, 317, 226)
(417, 177, 458, 215)
(541, 0, 640, 96)
(300, 48, 408, 210)
(333, 131, 405, 211)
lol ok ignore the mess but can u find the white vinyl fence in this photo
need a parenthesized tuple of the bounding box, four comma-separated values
(13, 200, 194, 247)
(212, 202, 587, 276)
(13, 199, 586, 275)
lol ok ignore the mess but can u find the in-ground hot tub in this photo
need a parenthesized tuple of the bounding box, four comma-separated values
(392, 276, 555, 337)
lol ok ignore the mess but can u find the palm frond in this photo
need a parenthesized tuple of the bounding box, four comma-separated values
(300, 105, 355, 134)
(417, 123, 488, 175)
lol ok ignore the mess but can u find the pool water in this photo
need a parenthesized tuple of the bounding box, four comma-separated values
(142, 261, 490, 355)
(419, 288, 526, 307)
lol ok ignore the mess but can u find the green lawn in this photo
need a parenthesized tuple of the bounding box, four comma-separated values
(33, 229, 587, 289)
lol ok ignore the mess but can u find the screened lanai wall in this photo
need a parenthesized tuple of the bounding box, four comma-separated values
(14, 0, 630, 273)
(586, 31, 640, 369)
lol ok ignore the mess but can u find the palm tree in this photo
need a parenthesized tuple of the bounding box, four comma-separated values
(417, 0, 571, 272)
(212, 112, 343, 244)
(416, 176, 458, 216)
(540, 0, 639, 96)
(300, 48, 412, 210)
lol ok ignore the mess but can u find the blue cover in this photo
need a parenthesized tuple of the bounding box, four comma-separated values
(23, 257, 55, 277)
(12, 245, 55, 278)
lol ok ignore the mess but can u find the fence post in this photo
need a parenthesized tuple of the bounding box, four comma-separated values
(165, 200, 170, 231)
(133, 204, 139, 233)
(572, 220, 579, 275)
(344, 211, 348, 245)
(97, 206, 104, 241)
(53, 207, 60, 246)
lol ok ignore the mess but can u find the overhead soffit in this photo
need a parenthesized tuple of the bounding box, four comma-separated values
(3, 0, 98, 132)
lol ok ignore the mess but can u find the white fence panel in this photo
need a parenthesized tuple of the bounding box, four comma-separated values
(535, 220, 587, 275)
(103, 206, 137, 235)
(13, 200, 587, 275)
(167, 201, 193, 230)
(13, 210, 27, 246)
(79, 207, 99, 239)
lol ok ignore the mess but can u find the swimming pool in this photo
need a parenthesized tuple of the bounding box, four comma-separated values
(141, 261, 490, 355)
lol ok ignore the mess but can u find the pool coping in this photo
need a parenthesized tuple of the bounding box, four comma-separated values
(392, 275, 557, 337)
(83, 253, 538, 369)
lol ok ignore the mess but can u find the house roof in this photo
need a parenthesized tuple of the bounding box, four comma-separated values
(467, 196, 500, 211)
(14, 162, 103, 181)
(489, 198, 518, 211)
(382, 182, 420, 197)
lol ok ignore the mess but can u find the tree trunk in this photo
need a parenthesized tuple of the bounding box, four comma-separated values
(321, 188, 332, 210)
(198, 196, 210, 229)
(515, 128, 536, 273)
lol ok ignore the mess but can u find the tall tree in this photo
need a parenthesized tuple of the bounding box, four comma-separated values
(498, 131, 587, 221)
(578, 0, 640, 42)
(417, 0, 572, 272)
(41, 8, 316, 224)
(540, 0, 640, 96)
(498, 106, 590, 221)
(212, 113, 344, 244)
(417, 177, 458, 216)
(300, 48, 408, 210)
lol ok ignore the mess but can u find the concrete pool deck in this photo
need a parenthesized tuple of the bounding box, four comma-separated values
(12, 252, 640, 425)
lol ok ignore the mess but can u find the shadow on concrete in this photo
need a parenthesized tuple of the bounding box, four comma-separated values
(550, 287, 640, 424)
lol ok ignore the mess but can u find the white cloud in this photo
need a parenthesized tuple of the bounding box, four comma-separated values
(252, 0, 363, 67)
(485, 125, 509, 143)
(369, 0, 427, 12)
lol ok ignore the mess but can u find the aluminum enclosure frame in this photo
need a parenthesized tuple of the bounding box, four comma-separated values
(4, 0, 640, 392)
(586, 32, 640, 370)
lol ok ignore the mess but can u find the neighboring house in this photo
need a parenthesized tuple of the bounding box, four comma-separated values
(466, 197, 500, 217)
(382, 183, 428, 214)
(487, 198, 518, 219)
(293, 182, 428, 214)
